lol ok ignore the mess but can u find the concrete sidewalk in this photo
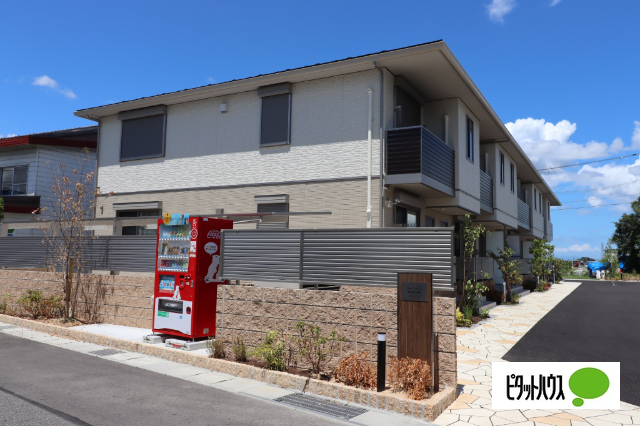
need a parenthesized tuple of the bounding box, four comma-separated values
(0, 321, 429, 426)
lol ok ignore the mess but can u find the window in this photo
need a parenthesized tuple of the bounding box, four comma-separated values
(440, 220, 449, 227)
(424, 216, 435, 227)
(117, 209, 161, 235)
(257, 202, 289, 229)
(510, 162, 515, 193)
(534, 188, 537, 210)
(259, 83, 292, 146)
(1, 166, 28, 195)
(395, 206, 419, 227)
(119, 105, 167, 161)
(499, 152, 505, 185)
(466, 117, 474, 162)
(539, 193, 542, 213)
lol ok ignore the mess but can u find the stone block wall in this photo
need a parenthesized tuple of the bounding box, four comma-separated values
(216, 285, 457, 389)
(0, 270, 155, 328)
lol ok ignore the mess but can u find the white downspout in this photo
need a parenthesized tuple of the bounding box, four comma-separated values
(367, 89, 373, 228)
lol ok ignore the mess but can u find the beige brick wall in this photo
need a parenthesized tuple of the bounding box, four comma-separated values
(0, 270, 154, 329)
(216, 284, 457, 389)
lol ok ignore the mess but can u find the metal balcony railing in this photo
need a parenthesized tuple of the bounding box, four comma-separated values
(517, 198, 531, 230)
(480, 170, 493, 212)
(386, 126, 455, 192)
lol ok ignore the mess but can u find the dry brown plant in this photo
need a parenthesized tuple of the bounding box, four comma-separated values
(388, 356, 432, 400)
(333, 352, 377, 390)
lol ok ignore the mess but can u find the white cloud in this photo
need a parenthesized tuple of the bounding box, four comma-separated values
(555, 243, 596, 253)
(506, 118, 630, 187)
(487, 0, 516, 22)
(32, 75, 76, 99)
(550, 0, 562, 6)
(0, 133, 17, 139)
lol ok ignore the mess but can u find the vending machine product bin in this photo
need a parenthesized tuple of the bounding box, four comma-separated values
(152, 214, 233, 339)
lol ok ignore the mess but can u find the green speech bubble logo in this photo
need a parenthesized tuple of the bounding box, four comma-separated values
(569, 368, 610, 407)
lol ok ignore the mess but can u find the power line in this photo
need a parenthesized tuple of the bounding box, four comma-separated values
(554, 179, 640, 194)
(553, 202, 633, 211)
(537, 153, 637, 172)
(560, 193, 640, 204)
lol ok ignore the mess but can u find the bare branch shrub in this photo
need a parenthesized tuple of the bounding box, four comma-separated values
(388, 357, 432, 400)
(333, 352, 377, 390)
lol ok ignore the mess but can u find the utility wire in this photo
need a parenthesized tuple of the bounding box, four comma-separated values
(560, 193, 640, 204)
(537, 153, 637, 172)
(554, 179, 640, 194)
(553, 202, 633, 211)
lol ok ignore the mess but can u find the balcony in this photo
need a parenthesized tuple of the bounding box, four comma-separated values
(386, 126, 455, 197)
(517, 197, 531, 230)
(455, 256, 495, 281)
(480, 170, 493, 212)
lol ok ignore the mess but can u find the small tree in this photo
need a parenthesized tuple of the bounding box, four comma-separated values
(39, 150, 111, 320)
(456, 214, 487, 308)
(529, 239, 554, 283)
(488, 247, 522, 303)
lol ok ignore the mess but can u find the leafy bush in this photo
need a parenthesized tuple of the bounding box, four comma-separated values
(232, 335, 247, 362)
(479, 307, 490, 319)
(16, 290, 64, 319)
(388, 357, 432, 400)
(0, 294, 9, 314)
(510, 292, 520, 303)
(456, 309, 471, 327)
(292, 321, 344, 375)
(250, 330, 287, 371)
(333, 352, 377, 390)
(206, 337, 226, 359)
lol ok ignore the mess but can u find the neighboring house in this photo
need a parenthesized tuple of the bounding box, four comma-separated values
(0, 126, 97, 235)
(73, 41, 560, 282)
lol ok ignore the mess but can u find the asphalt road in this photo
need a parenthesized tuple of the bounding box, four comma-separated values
(0, 333, 348, 426)
(503, 281, 640, 406)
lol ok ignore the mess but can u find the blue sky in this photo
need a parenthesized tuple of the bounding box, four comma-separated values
(1, 0, 639, 259)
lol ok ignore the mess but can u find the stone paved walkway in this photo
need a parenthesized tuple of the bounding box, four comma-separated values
(434, 282, 640, 426)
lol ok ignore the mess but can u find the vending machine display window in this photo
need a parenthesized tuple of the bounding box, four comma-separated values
(157, 223, 191, 272)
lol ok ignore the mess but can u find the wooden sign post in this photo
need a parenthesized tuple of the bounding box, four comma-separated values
(397, 272, 435, 391)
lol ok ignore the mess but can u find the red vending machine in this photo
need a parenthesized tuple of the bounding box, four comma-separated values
(152, 214, 233, 339)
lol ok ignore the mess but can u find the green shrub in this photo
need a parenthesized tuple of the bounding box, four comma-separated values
(206, 337, 226, 359)
(0, 294, 9, 314)
(16, 290, 64, 319)
(250, 330, 287, 371)
(292, 321, 344, 375)
(233, 335, 247, 362)
(456, 309, 471, 327)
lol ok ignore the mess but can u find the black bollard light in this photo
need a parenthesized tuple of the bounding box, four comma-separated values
(377, 332, 386, 392)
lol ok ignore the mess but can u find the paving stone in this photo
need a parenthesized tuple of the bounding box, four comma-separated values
(494, 411, 528, 423)
(592, 414, 635, 425)
(530, 416, 572, 426)
(435, 414, 461, 426)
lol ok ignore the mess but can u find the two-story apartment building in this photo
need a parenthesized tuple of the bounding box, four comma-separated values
(0, 126, 97, 235)
(73, 41, 559, 281)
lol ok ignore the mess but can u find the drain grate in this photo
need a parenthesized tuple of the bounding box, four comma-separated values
(0, 326, 17, 330)
(274, 393, 368, 420)
(89, 349, 124, 356)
